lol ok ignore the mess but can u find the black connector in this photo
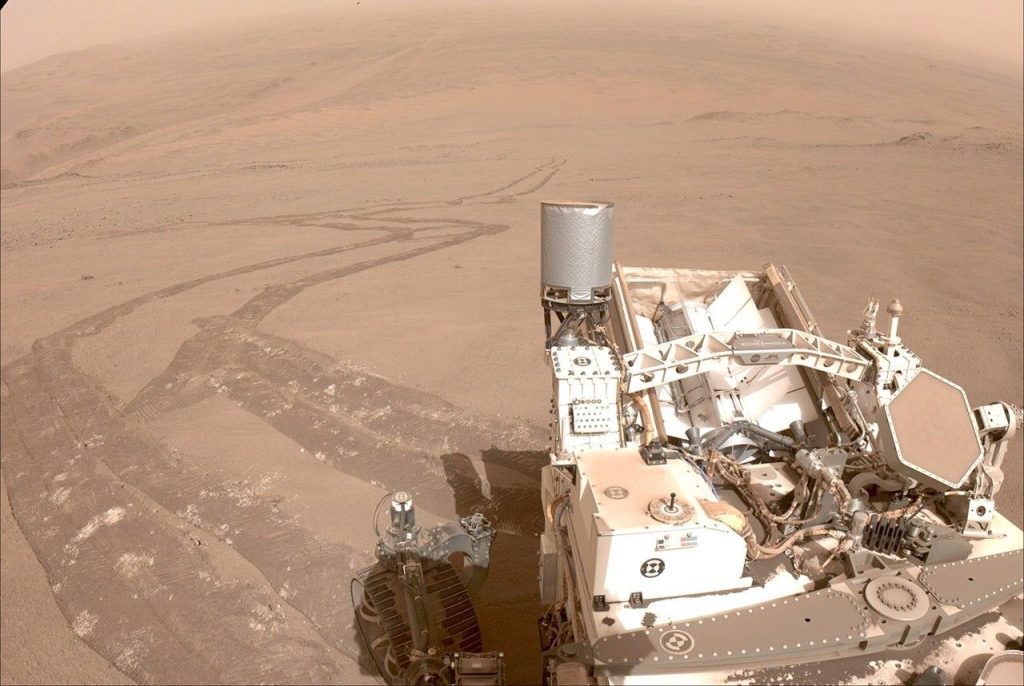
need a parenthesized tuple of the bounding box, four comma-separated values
(640, 444, 668, 465)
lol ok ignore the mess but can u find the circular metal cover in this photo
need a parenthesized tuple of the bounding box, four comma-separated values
(648, 497, 695, 525)
(864, 576, 930, 622)
(603, 486, 629, 499)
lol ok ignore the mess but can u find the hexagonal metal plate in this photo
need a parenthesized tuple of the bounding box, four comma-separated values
(883, 369, 982, 489)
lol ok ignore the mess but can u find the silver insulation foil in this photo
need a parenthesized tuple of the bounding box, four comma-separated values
(541, 201, 614, 302)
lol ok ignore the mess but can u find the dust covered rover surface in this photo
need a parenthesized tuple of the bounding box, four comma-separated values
(535, 201, 1023, 685)
(352, 201, 1022, 686)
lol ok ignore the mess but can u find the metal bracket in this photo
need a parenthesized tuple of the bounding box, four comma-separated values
(640, 443, 669, 465)
(622, 328, 869, 393)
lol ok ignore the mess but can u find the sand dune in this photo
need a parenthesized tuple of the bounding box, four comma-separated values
(2, 1, 1021, 683)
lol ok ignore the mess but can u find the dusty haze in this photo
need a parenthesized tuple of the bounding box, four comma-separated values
(3, 0, 1022, 75)
(1, 0, 1022, 684)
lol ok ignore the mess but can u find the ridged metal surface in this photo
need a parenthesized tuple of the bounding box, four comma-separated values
(360, 561, 483, 671)
(541, 201, 614, 301)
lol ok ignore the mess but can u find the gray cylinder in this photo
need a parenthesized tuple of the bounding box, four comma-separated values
(541, 201, 614, 303)
(389, 491, 415, 536)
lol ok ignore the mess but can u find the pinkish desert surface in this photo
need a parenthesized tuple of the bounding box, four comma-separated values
(1, 1, 1021, 684)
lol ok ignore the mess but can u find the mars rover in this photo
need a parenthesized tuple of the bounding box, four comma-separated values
(354, 201, 1023, 685)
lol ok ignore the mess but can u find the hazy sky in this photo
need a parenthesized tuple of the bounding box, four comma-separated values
(0, 0, 333, 71)
(2, 0, 1022, 74)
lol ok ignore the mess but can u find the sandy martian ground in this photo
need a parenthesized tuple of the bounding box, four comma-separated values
(1, 1, 1021, 684)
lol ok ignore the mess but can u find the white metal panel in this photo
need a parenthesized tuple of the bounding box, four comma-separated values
(549, 346, 622, 459)
(570, 449, 748, 603)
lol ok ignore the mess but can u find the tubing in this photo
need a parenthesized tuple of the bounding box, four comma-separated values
(708, 449, 821, 528)
(820, 538, 854, 569)
(628, 393, 656, 446)
(848, 471, 904, 495)
(742, 523, 841, 560)
(703, 421, 796, 452)
(552, 493, 587, 643)
(776, 475, 809, 519)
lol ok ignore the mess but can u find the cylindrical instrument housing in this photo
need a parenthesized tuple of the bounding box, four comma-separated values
(541, 201, 614, 303)
(389, 491, 416, 537)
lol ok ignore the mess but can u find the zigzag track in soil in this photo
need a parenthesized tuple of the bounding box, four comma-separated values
(0, 159, 562, 680)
